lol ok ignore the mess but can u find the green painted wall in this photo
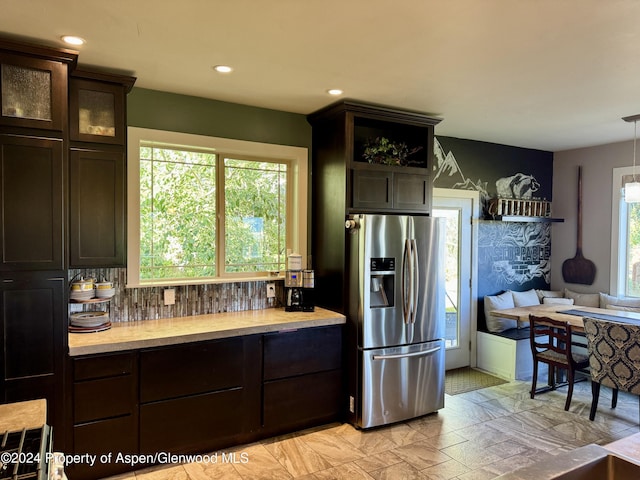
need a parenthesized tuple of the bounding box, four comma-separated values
(127, 87, 314, 251)
(127, 88, 312, 149)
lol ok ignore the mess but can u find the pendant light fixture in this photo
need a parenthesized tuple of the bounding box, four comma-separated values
(623, 114, 640, 203)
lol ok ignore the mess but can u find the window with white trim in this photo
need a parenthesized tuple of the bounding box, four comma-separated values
(611, 166, 640, 297)
(127, 127, 308, 287)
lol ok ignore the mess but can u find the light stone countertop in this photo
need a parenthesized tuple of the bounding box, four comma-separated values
(0, 399, 47, 432)
(497, 432, 640, 479)
(605, 432, 640, 460)
(68, 306, 346, 356)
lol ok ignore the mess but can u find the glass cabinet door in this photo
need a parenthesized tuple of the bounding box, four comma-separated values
(78, 88, 115, 137)
(70, 78, 126, 144)
(2, 64, 52, 121)
(0, 52, 68, 131)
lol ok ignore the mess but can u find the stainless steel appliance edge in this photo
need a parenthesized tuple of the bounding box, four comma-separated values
(346, 214, 445, 429)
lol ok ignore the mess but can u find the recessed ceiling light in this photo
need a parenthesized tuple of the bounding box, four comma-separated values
(213, 65, 233, 74)
(61, 35, 85, 46)
(327, 89, 343, 96)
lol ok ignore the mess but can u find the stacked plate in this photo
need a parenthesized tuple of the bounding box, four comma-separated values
(69, 289, 95, 301)
(95, 287, 115, 299)
(69, 311, 111, 333)
(95, 281, 115, 299)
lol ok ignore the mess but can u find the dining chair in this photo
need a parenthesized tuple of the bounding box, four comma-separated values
(582, 317, 640, 421)
(529, 315, 590, 411)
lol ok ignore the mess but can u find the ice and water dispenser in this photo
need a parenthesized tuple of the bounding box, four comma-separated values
(369, 257, 395, 308)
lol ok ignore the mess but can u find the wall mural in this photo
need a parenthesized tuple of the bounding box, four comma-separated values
(478, 222, 551, 290)
(433, 137, 490, 206)
(433, 136, 554, 330)
(433, 136, 553, 217)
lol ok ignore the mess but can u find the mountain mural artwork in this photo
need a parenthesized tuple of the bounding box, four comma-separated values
(432, 136, 554, 329)
(433, 137, 549, 218)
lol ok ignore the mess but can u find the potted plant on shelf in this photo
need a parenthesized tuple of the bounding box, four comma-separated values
(362, 136, 423, 166)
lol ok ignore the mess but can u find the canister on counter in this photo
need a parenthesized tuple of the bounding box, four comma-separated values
(303, 270, 314, 288)
(287, 253, 302, 271)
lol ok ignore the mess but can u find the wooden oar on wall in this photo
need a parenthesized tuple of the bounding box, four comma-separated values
(562, 165, 596, 285)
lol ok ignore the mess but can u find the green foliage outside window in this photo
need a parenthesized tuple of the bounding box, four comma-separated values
(225, 158, 287, 273)
(139, 146, 287, 281)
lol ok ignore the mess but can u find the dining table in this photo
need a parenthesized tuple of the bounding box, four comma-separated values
(490, 303, 640, 332)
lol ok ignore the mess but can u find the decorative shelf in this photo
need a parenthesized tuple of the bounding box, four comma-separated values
(70, 297, 113, 304)
(484, 215, 564, 223)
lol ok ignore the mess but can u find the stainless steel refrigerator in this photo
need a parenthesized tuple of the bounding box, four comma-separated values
(346, 213, 445, 429)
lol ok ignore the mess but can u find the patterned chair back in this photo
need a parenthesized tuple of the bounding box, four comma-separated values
(583, 317, 640, 395)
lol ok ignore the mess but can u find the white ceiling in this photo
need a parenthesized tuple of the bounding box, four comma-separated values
(2, 0, 640, 152)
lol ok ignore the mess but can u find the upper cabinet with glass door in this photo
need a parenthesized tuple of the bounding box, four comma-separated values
(70, 70, 136, 145)
(0, 39, 77, 132)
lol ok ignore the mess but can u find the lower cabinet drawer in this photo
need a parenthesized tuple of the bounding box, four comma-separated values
(71, 415, 137, 480)
(140, 388, 246, 454)
(139, 337, 245, 403)
(263, 325, 342, 380)
(74, 352, 135, 381)
(74, 375, 136, 423)
(263, 369, 343, 433)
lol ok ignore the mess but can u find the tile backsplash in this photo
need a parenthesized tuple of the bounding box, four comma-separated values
(69, 268, 283, 322)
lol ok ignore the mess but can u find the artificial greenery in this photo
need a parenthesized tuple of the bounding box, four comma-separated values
(361, 136, 423, 166)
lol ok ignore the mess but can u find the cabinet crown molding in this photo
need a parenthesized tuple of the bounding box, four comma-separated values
(307, 99, 442, 127)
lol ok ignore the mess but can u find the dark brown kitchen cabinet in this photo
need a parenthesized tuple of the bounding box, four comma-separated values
(307, 100, 441, 215)
(69, 149, 125, 267)
(139, 335, 262, 454)
(69, 70, 134, 145)
(0, 272, 66, 435)
(0, 135, 64, 271)
(393, 172, 430, 211)
(352, 167, 430, 212)
(262, 325, 343, 435)
(69, 352, 138, 480)
(68, 70, 135, 268)
(307, 101, 441, 313)
(0, 39, 74, 456)
(352, 169, 392, 210)
(0, 39, 76, 132)
(65, 321, 344, 480)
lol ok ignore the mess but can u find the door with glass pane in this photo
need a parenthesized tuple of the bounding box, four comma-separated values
(433, 189, 478, 370)
(0, 50, 71, 131)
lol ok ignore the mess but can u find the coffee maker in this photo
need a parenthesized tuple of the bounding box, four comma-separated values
(284, 269, 315, 312)
(285, 269, 303, 311)
(284, 254, 314, 312)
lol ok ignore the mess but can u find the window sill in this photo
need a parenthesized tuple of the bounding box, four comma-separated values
(126, 275, 284, 289)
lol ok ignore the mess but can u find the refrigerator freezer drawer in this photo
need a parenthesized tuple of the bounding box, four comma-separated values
(360, 340, 444, 429)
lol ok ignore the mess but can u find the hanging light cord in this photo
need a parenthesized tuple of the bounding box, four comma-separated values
(634, 120, 638, 182)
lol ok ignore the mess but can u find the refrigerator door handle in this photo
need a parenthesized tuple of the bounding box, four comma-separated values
(372, 346, 442, 360)
(402, 239, 411, 324)
(410, 239, 419, 324)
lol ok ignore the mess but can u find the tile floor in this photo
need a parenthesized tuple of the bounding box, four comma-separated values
(106, 379, 639, 480)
